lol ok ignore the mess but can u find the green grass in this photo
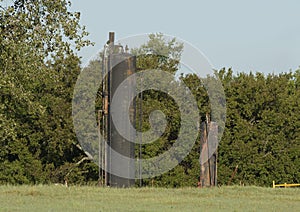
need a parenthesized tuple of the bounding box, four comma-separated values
(0, 185, 300, 211)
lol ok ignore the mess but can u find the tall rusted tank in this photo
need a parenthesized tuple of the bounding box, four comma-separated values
(107, 53, 136, 187)
(103, 32, 136, 187)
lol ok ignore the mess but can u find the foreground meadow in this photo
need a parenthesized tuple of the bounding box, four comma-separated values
(0, 185, 299, 211)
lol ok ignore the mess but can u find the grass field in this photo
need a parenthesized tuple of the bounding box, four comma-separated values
(0, 185, 300, 211)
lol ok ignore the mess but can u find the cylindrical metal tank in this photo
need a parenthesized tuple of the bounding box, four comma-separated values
(106, 53, 136, 187)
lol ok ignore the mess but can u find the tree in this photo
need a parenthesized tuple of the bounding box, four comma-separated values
(217, 69, 300, 186)
(0, 0, 97, 184)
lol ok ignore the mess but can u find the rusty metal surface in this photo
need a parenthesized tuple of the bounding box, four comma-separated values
(199, 121, 218, 188)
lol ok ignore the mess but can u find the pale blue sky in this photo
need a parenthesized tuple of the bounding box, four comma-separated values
(71, 0, 300, 74)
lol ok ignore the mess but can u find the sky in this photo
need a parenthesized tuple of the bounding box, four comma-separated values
(71, 0, 300, 74)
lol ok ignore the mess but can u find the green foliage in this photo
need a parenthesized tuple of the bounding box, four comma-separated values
(0, 0, 97, 184)
(217, 69, 300, 186)
(132, 33, 183, 75)
(0, 4, 299, 188)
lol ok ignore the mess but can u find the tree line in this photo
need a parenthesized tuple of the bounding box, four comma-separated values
(1, 0, 299, 186)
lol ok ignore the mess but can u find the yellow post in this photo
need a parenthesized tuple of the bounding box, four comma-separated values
(284, 183, 287, 188)
(273, 181, 275, 188)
